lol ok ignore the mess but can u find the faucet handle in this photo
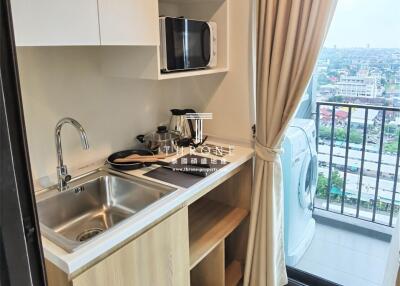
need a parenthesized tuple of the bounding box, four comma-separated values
(58, 165, 68, 175)
(63, 174, 72, 183)
(57, 165, 71, 188)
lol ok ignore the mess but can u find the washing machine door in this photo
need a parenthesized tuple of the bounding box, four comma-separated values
(298, 151, 318, 210)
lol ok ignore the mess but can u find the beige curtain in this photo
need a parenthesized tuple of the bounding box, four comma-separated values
(244, 1, 337, 285)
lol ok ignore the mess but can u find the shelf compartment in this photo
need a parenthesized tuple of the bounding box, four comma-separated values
(225, 260, 243, 286)
(189, 198, 248, 269)
(191, 241, 225, 286)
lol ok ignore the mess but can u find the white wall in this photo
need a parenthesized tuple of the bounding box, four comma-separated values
(200, 0, 255, 143)
(17, 47, 212, 180)
(16, 0, 254, 183)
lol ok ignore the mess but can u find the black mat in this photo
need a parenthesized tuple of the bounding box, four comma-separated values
(143, 154, 229, 188)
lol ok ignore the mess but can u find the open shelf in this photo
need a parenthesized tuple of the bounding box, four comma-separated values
(225, 260, 243, 286)
(158, 0, 229, 77)
(191, 241, 225, 286)
(101, 0, 229, 80)
(158, 67, 228, 80)
(189, 198, 248, 269)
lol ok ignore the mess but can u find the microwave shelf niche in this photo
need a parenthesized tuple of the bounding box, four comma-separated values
(100, 0, 229, 80)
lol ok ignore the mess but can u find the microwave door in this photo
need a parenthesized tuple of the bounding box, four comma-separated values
(185, 21, 211, 69)
(165, 18, 185, 71)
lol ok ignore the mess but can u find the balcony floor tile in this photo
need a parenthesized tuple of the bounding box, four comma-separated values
(295, 222, 390, 286)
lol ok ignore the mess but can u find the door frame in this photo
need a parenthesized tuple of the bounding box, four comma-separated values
(287, 266, 341, 286)
(0, 0, 47, 285)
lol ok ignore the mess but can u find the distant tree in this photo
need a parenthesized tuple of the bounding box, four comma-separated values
(335, 96, 344, 102)
(331, 170, 344, 190)
(349, 130, 363, 144)
(319, 126, 363, 145)
(335, 128, 346, 141)
(327, 70, 340, 79)
(318, 74, 331, 85)
(319, 126, 331, 140)
(316, 171, 343, 200)
(385, 141, 398, 154)
(385, 124, 398, 135)
(349, 69, 357, 76)
(328, 96, 344, 103)
(317, 172, 328, 198)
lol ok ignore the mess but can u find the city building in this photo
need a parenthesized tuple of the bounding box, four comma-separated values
(335, 75, 382, 98)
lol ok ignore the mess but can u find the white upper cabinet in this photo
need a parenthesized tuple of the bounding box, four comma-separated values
(11, 0, 100, 46)
(11, 0, 159, 46)
(98, 0, 159, 46)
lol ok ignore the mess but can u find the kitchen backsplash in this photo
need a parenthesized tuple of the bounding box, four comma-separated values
(17, 47, 211, 181)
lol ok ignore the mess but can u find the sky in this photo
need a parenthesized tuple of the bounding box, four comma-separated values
(324, 0, 400, 48)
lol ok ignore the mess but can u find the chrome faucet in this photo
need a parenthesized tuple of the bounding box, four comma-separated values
(55, 118, 89, 191)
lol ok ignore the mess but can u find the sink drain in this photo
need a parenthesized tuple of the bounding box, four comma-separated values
(76, 228, 104, 242)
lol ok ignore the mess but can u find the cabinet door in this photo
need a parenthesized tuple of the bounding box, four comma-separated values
(72, 208, 190, 286)
(97, 0, 159, 46)
(11, 0, 100, 46)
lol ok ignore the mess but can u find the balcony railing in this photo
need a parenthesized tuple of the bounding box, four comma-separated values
(315, 101, 400, 227)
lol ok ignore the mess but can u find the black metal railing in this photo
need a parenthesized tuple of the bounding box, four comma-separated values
(315, 101, 400, 227)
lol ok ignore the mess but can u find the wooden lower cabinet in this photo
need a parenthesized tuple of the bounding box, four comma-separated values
(188, 161, 252, 286)
(47, 207, 190, 286)
(46, 160, 253, 286)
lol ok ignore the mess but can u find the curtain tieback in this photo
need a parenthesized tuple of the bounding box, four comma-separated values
(255, 140, 282, 162)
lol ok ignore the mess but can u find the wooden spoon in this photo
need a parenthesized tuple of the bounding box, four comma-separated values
(122, 154, 167, 160)
(113, 157, 166, 163)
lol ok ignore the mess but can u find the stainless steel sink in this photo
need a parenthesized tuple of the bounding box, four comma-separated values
(36, 168, 176, 252)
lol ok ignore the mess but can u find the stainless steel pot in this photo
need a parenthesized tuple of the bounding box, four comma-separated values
(136, 126, 179, 156)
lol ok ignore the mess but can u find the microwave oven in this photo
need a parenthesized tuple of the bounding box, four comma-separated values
(159, 16, 217, 73)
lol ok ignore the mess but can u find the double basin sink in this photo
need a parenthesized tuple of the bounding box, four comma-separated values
(36, 168, 176, 252)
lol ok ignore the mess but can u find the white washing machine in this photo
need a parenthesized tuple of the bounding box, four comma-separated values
(282, 119, 318, 266)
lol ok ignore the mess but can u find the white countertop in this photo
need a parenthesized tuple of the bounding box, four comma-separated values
(39, 141, 254, 279)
